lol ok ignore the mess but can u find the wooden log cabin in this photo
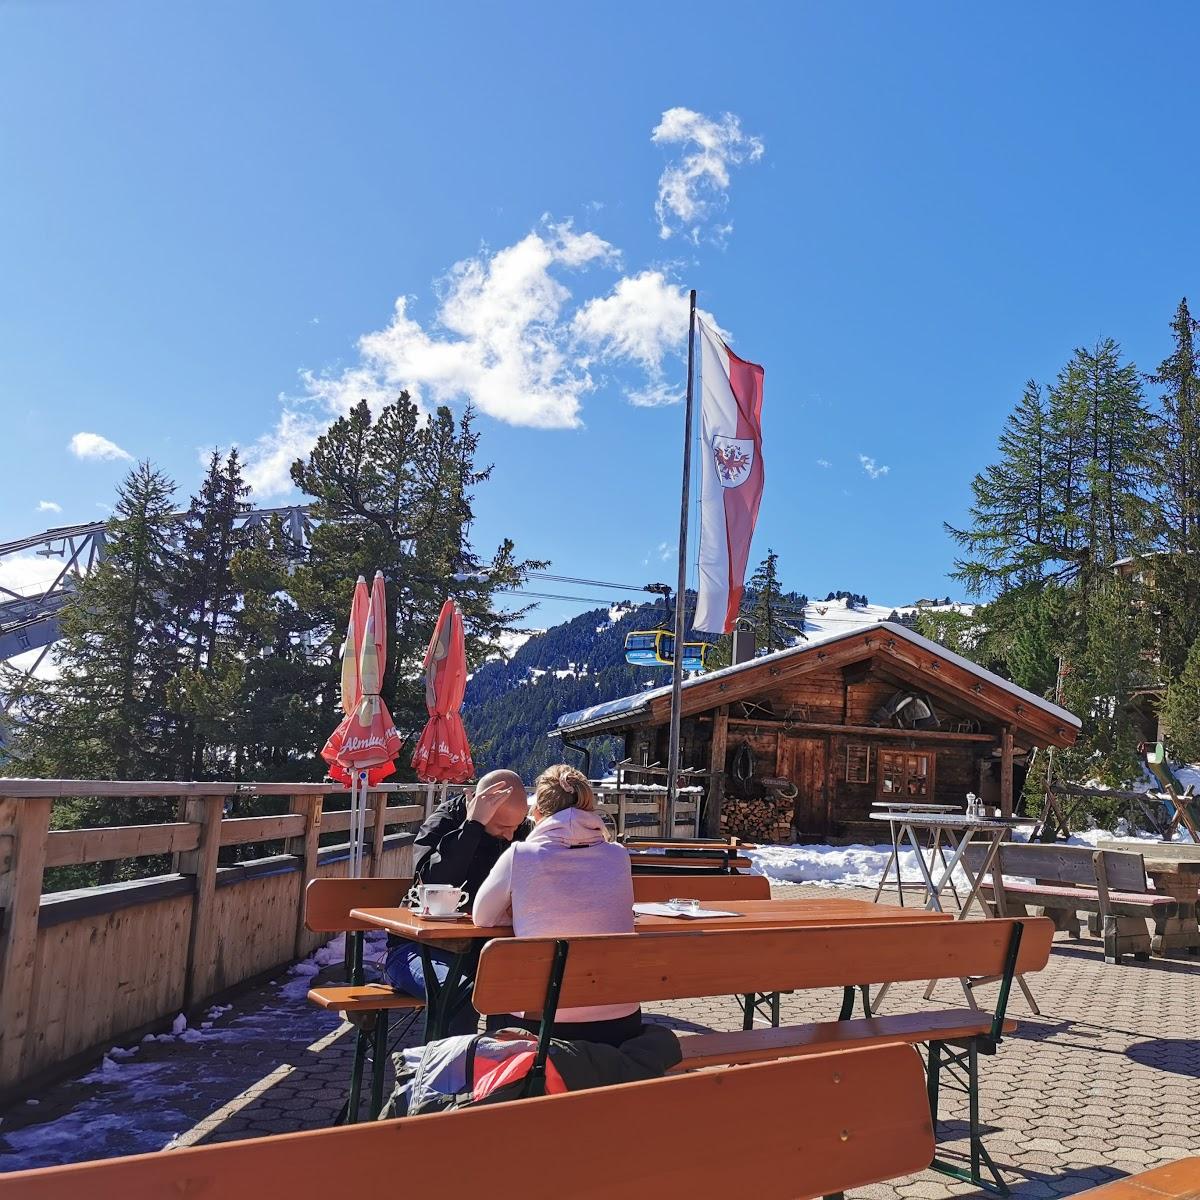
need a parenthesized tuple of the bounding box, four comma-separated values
(553, 621, 1081, 844)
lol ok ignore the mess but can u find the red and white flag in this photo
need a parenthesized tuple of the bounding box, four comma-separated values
(692, 318, 765, 634)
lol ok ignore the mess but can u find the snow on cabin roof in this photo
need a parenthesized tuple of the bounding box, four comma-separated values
(552, 620, 1081, 737)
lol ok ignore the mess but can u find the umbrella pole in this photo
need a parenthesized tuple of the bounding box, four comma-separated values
(354, 771, 365, 877)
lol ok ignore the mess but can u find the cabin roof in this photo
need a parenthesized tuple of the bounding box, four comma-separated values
(552, 620, 1081, 742)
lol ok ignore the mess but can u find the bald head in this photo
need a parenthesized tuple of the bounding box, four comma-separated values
(472, 769, 529, 839)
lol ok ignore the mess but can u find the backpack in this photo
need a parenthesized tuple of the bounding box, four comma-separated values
(380, 1023, 682, 1119)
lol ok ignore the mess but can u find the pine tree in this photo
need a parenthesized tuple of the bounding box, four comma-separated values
(1161, 634, 1200, 764)
(288, 395, 543, 761)
(748, 550, 803, 653)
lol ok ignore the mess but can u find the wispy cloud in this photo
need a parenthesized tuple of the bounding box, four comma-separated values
(658, 541, 672, 561)
(573, 271, 728, 407)
(69, 432, 132, 462)
(816, 458, 831, 469)
(652, 107, 764, 243)
(858, 454, 890, 480)
(37, 499, 62, 513)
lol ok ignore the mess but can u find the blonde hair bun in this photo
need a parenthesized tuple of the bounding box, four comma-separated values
(534, 764, 595, 816)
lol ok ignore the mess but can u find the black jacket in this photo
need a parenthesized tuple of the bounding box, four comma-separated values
(412, 793, 531, 902)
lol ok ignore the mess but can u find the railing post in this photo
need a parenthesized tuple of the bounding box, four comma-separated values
(0, 797, 52, 1090)
(369, 792, 387, 877)
(180, 796, 224, 1008)
(287, 794, 323, 958)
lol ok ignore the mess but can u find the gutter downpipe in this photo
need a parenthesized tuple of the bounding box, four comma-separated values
(560, 735, 593, 777)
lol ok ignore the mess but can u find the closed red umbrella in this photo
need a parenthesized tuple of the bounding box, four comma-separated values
(411, 599, 474, 783)
(322, 571, 404, 875)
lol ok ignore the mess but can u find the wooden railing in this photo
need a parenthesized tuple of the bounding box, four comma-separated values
(0, 779, 448, 1099)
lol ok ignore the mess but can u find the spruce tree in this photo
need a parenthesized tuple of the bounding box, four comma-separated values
(1161, 634, 1200, 764)
(5, 463, 181, 876)
(167, 449, 250, 777)
(748, 550, 803, 653)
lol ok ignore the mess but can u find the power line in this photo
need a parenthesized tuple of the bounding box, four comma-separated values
(528, 572, 656, 594)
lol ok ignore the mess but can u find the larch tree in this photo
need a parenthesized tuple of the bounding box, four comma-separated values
(1147, 299, 1200, 679)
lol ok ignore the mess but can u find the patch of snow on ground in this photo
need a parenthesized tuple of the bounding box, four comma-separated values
(746, 843, 972, 890)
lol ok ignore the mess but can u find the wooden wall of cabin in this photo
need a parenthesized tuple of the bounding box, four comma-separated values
(620, 664, 1001, 842)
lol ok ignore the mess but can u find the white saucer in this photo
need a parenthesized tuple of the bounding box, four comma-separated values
(413, 911, 470, 921)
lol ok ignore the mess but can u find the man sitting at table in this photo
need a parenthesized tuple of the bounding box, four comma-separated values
(382, 770, 531, 1036)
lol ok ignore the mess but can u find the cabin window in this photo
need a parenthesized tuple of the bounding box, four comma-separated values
(877, 750, 935, 799)
(845, 743, 871, 784)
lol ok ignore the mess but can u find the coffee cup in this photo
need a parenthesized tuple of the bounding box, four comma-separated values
(406, 883, 469, 917)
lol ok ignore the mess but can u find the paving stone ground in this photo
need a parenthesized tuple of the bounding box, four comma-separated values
(2, 882, 1199, 1197)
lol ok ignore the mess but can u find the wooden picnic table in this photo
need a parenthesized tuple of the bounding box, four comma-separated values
(627, 850, 753, 874)
(351, 897, 953, 1040)
(1097, 840, 1200, 955)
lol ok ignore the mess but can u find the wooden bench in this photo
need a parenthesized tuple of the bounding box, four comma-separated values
(0, 1045, 936, 1200)
(633, 872, 778, 1026)
(472, 915, 1054, 1194)
(302, 877, 424, 1122)
(964, 843, 1178, 963)
(1073, 1157, 1200, 1197)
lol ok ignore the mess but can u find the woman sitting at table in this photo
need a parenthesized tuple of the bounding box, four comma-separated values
(472, 763, 639, 1047)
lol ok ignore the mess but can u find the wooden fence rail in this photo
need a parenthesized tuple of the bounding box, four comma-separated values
(0, 779, 448, 1099)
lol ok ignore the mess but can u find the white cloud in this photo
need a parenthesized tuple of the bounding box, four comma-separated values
(69, 432, 132, 462)
(318, 222, 614, 429)
(658, 541, 672, 561)
(0, 553, 60, 599)
(574, 271, 689, 374)
(816, 459, 832, 469)
(243, 222, 624, 497)
(242, 409, 328, 500)
(37, 500, 62, 513)
(652, 107, 764, 243)
(573, 271, 728, 407)
(859, 454, 890, 479)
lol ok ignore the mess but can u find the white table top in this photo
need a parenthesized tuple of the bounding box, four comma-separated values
(871, 801, 961, 812)
(868, 811, 1030, 831)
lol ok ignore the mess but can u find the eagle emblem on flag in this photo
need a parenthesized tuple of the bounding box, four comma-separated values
(712, 436, 755, 488)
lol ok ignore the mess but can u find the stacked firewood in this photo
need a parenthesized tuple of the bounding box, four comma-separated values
(720, 795, 793, 843)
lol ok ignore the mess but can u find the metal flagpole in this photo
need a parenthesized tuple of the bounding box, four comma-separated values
(666, 289, 698, 819)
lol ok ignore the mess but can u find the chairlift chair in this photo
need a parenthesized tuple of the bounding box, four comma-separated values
(623, 629, 714, 672)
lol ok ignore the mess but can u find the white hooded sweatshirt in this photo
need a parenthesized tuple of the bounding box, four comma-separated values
(472, 806, 637, 1025)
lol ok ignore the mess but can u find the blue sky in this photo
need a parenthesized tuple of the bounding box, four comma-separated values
(4, 2, 1200, 627)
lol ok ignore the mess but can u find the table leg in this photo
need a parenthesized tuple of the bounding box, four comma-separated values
(873, 819, 901, 905)
(419, 945, 478, 1042)
(902, 823, 943, 912)
(930, 829, 962, 909)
